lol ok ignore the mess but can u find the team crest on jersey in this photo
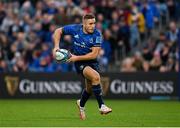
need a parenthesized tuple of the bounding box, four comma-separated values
(96, 37, 102, 43)
(89, 38, 93, 44)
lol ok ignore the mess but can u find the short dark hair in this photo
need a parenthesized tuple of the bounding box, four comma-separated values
(83, 13, 95, 20)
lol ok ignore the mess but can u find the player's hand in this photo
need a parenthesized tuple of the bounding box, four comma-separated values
(67, 54, 78, 62)
(52, 47, 60, 58)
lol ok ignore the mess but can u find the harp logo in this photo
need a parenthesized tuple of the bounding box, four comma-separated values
(5, 76, 19, 96)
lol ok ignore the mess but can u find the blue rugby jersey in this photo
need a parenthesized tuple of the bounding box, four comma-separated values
(62, 24, 102, 56)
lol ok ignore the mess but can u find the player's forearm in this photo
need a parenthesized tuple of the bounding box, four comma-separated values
(76, 52, 98, 61)
(53, 28, 63, 48)
(75, 47, 100, 61)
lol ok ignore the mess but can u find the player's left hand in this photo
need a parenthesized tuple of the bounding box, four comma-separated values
(67, 54, 78, 62)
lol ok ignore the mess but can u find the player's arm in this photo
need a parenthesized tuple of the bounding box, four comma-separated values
(67, 47, 100, 62)
(52, 27, 63, 57)
(52, 24, 75, 58)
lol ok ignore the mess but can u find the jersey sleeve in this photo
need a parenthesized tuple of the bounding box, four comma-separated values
(93, 31, 102, 47)
(62, 24, 76, 35)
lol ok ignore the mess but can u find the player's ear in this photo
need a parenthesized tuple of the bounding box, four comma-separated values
(82, 18, 85, 24)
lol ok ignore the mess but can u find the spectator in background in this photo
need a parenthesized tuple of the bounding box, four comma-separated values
(12, 55, 28, 72)
(120, 57, 137, 72)
(141, 0, 154, 37)
(149, 51, 162, 71)
(14, 32, 29, 52)
(0, 59, 9, 72)
(176, 1, 180, 21)
(0, 2, 6, 25)
(11, 52, 28, 72)
(142, 44, 153, 61)
(34, 1, 44, 22)
(66, 0, 83, 19)
(98, 49, 108, 72)
(98, 29, 112, 71)
(0, 9, 15, 33)
(160, 43, 170, 65)
(142, 61, 150, 72)
(128, 5, 140, 49)
(20, 0, 34, 17)
(175, 60, 179, 72)
(110, 23, 120, 57)
(44, 23, 56, 43)
(167, 0, 177, 20)
(118, 17, 130, 56)
(165, 55, 175, 71)
(0, 32, 9, 59)
(54, 6, 70, 26)
(128, 3, 145, 43)
(166, 21, 179, 43)
(137, 9, 145, 42)
(96, 13, 109, 30)
(102, 29, 112, 62)
(149, 0, 160, 26)
(158, 0, 169, 25)
(132, 51, 143, 71)
(110, 11, 119, 25)
(155, 32, 167, 53)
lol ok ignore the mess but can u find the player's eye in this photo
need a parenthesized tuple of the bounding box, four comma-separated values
(89, 23, 95, 25)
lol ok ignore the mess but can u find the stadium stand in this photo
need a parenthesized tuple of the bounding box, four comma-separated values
(0, 0, 179, 72)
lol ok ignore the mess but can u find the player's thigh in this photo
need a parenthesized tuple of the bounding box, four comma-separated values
(83, 66, 100, 84)
(85, 78, 92, 94)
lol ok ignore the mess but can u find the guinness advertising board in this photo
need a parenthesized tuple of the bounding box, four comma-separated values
(0, 73, 83, 99)
(103, 72, 178, 99)
(0, 72, 178, 99)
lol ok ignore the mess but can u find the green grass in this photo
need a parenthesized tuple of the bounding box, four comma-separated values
(0, 99, 180, 127)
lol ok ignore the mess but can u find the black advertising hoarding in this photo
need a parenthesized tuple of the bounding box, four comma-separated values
(0, 73, 83, 99)
(0, 72, 178, 99)
(101, 72, 178, 99)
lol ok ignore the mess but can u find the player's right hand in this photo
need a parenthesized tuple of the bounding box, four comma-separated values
(52, 47, 60, 58)
(66, 54, 78, 63)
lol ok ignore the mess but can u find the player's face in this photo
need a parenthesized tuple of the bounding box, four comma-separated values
(83, 18, 96, 34)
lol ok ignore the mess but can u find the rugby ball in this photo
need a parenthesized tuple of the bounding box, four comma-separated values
(55, 49, 71, 62)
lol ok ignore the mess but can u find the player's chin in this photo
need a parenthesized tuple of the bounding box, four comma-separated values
(88, 30, 94, 33)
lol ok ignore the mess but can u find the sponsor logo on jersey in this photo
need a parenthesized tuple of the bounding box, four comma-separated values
(74, 34, 79, 38)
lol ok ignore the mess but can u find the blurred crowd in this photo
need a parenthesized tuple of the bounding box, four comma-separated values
(0, 0, 179, 73)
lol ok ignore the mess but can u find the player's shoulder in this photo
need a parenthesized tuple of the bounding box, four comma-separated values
(93, 29, 102, 44)
(93, 28, 102, 36)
